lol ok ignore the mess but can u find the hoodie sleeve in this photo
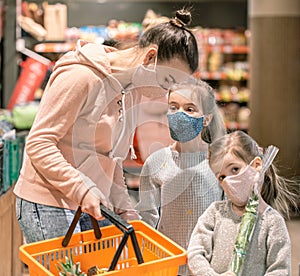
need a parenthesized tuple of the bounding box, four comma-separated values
(25, 64, 103, 205)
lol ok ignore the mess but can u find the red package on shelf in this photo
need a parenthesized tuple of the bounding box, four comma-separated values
(7, 57, 49, 110)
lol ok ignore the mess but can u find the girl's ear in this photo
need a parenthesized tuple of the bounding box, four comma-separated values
(143, 46, 158, 65)
(252, 156, 263, 171)
(204, 114, 213, 127)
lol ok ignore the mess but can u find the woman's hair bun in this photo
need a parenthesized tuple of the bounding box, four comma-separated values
(175, 9, 192, 26)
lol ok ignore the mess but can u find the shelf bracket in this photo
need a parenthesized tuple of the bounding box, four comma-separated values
(16, 38, 51, 66)
(15, 0, 51, 66)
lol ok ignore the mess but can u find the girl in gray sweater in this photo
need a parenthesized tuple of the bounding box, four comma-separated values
(188, 130, 299, 276)
(135, 78, 226, 275)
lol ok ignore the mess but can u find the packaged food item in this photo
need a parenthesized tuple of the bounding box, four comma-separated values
(87, 266, 109, 275)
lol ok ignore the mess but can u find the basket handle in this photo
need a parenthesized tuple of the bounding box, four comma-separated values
(62, 204, 144, 271)
(62, 206, 101, 247)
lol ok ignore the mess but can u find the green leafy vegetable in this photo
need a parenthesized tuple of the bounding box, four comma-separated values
(230, 192, 259, 275)
(56, 254, 87, 276)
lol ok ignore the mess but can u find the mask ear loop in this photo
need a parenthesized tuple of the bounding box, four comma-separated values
(153, 53, 158, 71)
(261, 146, 279, 174)
(254, 145, 279, 195)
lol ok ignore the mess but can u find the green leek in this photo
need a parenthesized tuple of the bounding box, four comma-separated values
(230, 192, 259, 275)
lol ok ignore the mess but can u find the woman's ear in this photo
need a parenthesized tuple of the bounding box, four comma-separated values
(143, 46, 158, 65)
(252, 156, 263, 171)
(204, 114, 213, 127)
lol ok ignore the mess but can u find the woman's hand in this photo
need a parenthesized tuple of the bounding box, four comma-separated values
(81, 187, 108, 220)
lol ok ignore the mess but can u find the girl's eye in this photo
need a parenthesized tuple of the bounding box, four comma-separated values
(232, 167, 240, 174)
(187, 107, 195, 113)
(169, 105, 177, 112)
(218, 175, 226, 182)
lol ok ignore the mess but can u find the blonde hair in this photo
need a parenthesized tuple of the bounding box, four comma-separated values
(208, 130, 299, 218)
(169, 78, 226, 144)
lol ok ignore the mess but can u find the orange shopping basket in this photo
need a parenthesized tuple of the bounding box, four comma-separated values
(19, 204, 187, 275)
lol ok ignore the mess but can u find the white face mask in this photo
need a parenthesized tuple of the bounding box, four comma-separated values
(131, 56, 166, 98)
(222, 163, 260, 206)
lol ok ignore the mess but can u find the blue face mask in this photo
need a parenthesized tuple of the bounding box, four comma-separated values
(167, 111, 204, 143)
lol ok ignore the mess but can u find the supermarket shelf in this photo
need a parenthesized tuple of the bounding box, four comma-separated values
(34, 42, 76, 53)
(194, 71, 249, 81)
(33, 42, 248, 55)
(205, 45, 248, 54)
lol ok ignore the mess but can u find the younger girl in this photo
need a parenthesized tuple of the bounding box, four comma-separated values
(135, 78, 226, 275)
(188, 130, 299, 276)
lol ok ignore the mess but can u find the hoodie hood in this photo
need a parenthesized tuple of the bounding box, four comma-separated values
(53, 39, 129, 98)
(52, 40, 138, 160)
(53, 39, 117, 77)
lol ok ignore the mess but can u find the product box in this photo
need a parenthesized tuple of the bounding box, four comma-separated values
(7, 57, 49, 110)
(2, 138, 19, 192)
(0, 130, 28, 195)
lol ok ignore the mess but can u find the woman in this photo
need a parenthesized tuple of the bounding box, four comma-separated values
(14, 9, 199, 243)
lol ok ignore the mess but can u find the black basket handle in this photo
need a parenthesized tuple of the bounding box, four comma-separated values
(62, 204, 144, 271)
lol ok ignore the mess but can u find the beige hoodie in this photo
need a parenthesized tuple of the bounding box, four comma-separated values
(14, 40, 140, 220)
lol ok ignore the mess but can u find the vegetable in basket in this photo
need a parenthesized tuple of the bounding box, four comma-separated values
(56, 254, 109, 275)
(87, 266, 109, 275)
(56, 255, 86, 276)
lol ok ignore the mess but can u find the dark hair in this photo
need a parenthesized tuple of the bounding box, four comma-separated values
(139, 9, 199, 73)
(208, 130, 300, 218)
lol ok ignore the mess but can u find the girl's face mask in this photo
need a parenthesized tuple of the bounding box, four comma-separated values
(222, 162, 260, 206)
(167, 111, 204, 143)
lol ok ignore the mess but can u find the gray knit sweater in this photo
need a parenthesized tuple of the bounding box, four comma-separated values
(187, 200, 291, 276)
(135, 146, 223, 275)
